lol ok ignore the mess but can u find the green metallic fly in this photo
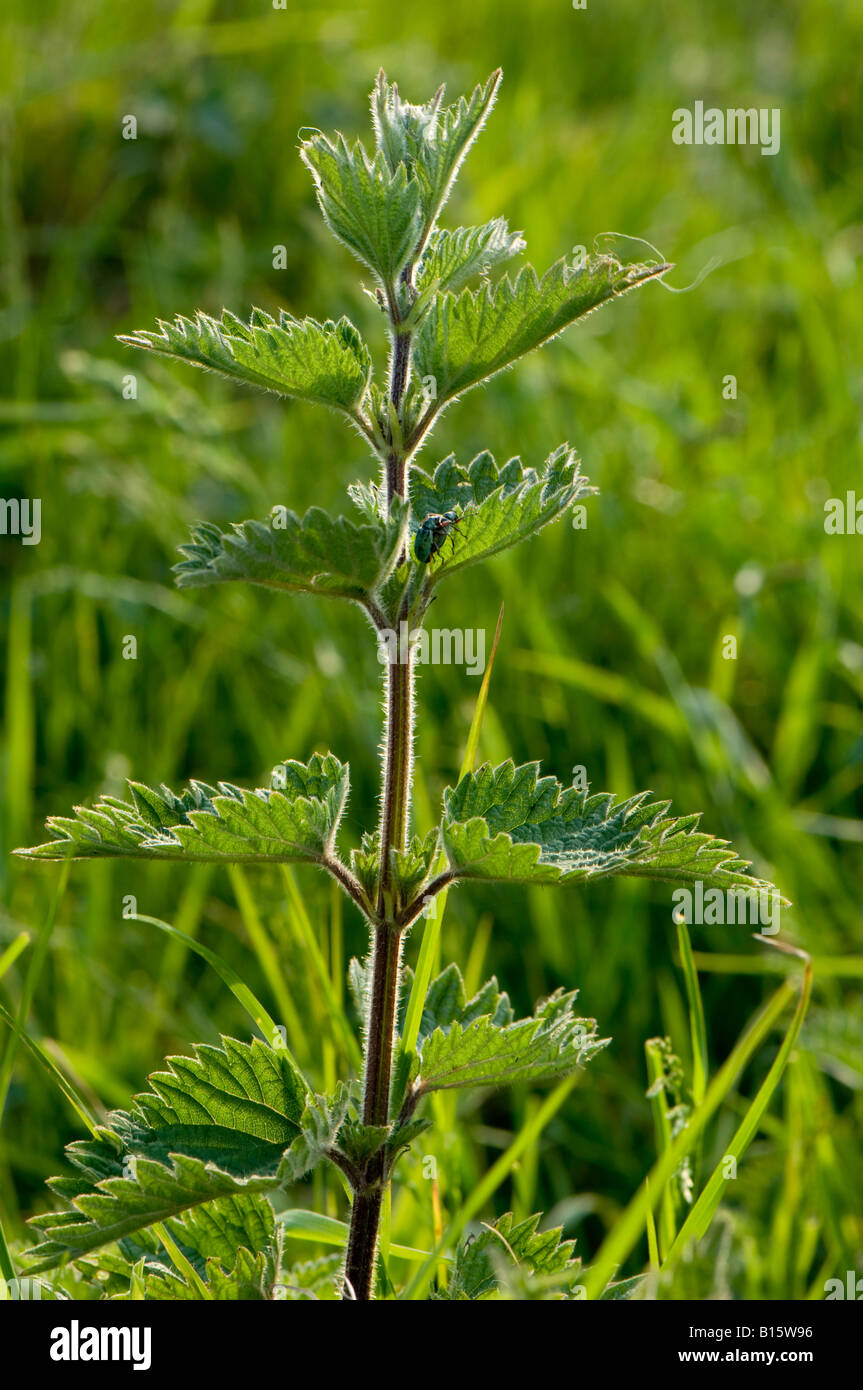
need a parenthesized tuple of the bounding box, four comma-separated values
(413, 511, 462, 565)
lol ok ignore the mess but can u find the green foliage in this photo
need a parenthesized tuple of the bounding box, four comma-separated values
(410, 253, 669, 430)
(413, 986, 607, 1095)
(416, 961, 512, 1043)
(7, 43, 812, 1306)
(645, 1036, 695, 1207)
(277, 1254, 343, 1301)
(104, 1196, 280, 1301)
(440, 1212, 582, 1300)
(416, 220, 525, 295)
(371, 68, 502, 250)
(23, 1038, 308, 1271)
(409, 444, 593, 584)
(17, 754, 350, 867)
(300, 132, 422, 284)
(174, 500, 407, 604)
(118, 309, 372, 414)
(441, 760, 780, 891)
(147, 1245, 275, 1301)
(389, 829, 440, 901)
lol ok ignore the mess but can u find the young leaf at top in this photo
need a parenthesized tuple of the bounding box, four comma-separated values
(300, 133, 422, 284)
(118, 309, 372, 415)
(17, 754, 350, 870)
(372, 68, 502, 253)
(174, 496, 408, 608)
(410, 987, 607, 1097)
(23, 1038, 309, 1271)
(410, 252, 670, 443)
(408, 444, 594, 586)
(440, 760, 785, 894)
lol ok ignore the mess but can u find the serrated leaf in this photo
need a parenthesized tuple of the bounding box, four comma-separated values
(163, 1194, 276, 1274)
(173, 499, 408, 604)
(277, 1252, 343, 1300)
(118, 309, 371, 413)
(23, 1038, 309, 1272)
(441, 760, 784, 893)
(411, 253, 669, 428)
(416, 219, 525, 294)
(441, 1212, 581, 1300)
(102, 1195, 279, 1301)
(598, 1273, 647, 1301)
(300, 132, 422, 282)
(385, 1116, 432, 1167)
(417, 962, 513, 1045)
(409, 444, 593, 584)
(390, 827, 440, 901)
(372, 69, 502, 245)
(17, 754, 349, 866)
(415, 989, 607, 1094)
(349, 831, 380, 904)
(146, 1245, 276, 1301)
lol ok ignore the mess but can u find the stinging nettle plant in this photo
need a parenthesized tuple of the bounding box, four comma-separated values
(17, 69, 781, 1302)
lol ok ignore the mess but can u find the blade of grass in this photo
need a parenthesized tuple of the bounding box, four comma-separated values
(463, 912, 494, 999)
(0, 1213, 16, 1283)
(644, 1039, 677, 1258)
(675, 915, 708, 1190)
(663, 947, 813, 1270)
(280, 867, 361, 1074)
(676, 919, 708, 1106)
(3, 581, 35, 875)
(0, 859, 70, 1120)
(644, 1178, 660, 1271)
(691, 951, 861, 977)
(0, 933, 29, 981)
(130, 913, 295, 1063)
(153, 1222, 211, 1300)
(228, 866, 308, 1066)
(582, 976, 799, 1299)
(0, 1000, 99, 1136)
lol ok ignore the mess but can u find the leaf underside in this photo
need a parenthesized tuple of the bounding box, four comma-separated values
(415, 218, 525, 294)
(83, 1194, 280, 1301)
(412, 253, 670, 412)
(441, 760, 784, 893)
(371, 68, 502, 244)
(415, 986, 608, 1094)
(118, 308, 371, 412)
(173, 501, 407, 603)
(16, 753, 349, 866)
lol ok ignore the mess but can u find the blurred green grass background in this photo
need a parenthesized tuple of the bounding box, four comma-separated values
(1, 0, 861, 1297)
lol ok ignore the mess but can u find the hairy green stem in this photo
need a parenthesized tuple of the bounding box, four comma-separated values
(377, 646, 413, 910)
(344, 286, 415, 1301)
(342, 922, 403, 1297)
(342, 653, 413, 1299)
(386, 331, 411, 507)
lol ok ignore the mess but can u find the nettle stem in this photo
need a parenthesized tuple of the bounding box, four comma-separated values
(344, 647, 414, 1301)
(343, 289, 415, 1302)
